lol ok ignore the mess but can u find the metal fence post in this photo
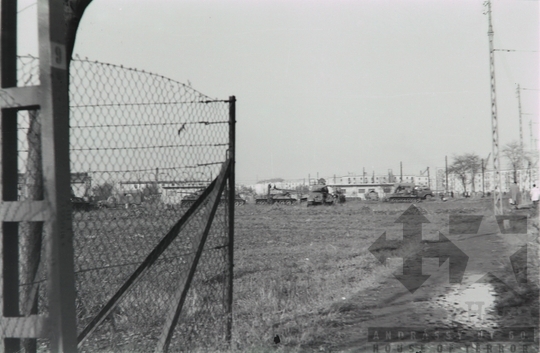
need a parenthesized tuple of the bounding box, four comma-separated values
(38, 0, 78, 351)
(1, 1, 21, 352)
(226, 96, 236, 343)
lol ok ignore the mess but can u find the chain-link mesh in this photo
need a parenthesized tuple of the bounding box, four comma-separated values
(15, 55, 233, 352)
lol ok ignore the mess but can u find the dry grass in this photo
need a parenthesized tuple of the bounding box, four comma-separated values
(230, 198, 537, 352)
(230, 200, 467, 351)
(70, 197, 537, 352)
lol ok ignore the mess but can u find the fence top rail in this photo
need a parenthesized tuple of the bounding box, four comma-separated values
(17, 54, 226, 104)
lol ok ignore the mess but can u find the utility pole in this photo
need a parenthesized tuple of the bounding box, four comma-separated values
(400, 162, 403, 182)
(481, 159, 485, 196)
(517, 84, 524, 151)
(530, 120, 534, 149)
(445, 156, 449, 194)
(427, 167, 430, 189)
(363, 167, 365, 183)
(483, 152, 491, 197)
(486, 0, 503, 215)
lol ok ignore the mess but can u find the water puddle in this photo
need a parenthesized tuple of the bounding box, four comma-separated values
(441, 282, 499, 329)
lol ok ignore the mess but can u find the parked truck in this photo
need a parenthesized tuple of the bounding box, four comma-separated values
(383, 183, 434, 203)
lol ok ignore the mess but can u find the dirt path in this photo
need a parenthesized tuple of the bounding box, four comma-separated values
(308, 206, 538, 352)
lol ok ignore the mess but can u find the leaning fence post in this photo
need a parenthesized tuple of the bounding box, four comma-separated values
(226, 96, 236, 344)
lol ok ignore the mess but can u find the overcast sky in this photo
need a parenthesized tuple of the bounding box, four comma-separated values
(19, 0, 539, 184)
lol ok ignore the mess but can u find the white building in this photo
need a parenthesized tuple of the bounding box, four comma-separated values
(437, 167, 538, 195)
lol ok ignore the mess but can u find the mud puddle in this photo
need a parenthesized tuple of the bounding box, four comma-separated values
(438, 281, 499, 328)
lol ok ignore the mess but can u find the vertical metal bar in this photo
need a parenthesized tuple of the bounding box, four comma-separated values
(2, 223, 19, 353)
(37, 0, 78, 351)
(226, 96, 235, 343)
(0, 0, 17, 89)
(1, 0, 20, 351)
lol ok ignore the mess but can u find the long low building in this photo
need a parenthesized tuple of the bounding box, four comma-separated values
(439, 168, 538, 195)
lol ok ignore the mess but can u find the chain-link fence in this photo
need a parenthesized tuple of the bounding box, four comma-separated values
(15, 56, 234, 352)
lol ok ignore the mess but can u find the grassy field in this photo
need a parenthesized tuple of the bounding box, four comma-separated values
(231, 198, 539, 352)
(69, 197, 538, 352)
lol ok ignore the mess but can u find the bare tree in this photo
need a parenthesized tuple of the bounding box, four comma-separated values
(448, 153, 481, 194)
(502, 141, 530, 183)
(464, 153, 481, 193)
(449, 155, 469, 194)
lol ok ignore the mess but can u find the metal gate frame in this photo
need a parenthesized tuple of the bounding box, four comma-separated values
(0, 0, 237, 350)
(1, 0, 78, 352)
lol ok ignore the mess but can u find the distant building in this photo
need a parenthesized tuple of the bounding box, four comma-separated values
(244, 173, 436, 199)
(440, 168, 538, 195)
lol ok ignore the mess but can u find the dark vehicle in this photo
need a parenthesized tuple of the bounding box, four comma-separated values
(333, 187, 346, 204)
(383, 183, 434, 203)
(365, 190, 379, 201)
(181, 189, 246, 207)
(255, 185, 306, 205)
(307, 180, 334, 206)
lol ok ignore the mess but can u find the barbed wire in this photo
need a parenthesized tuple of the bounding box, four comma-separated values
(69, 143, 228, 152)
(71, 120, 228, 129)
(71, 100, 229, 108)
